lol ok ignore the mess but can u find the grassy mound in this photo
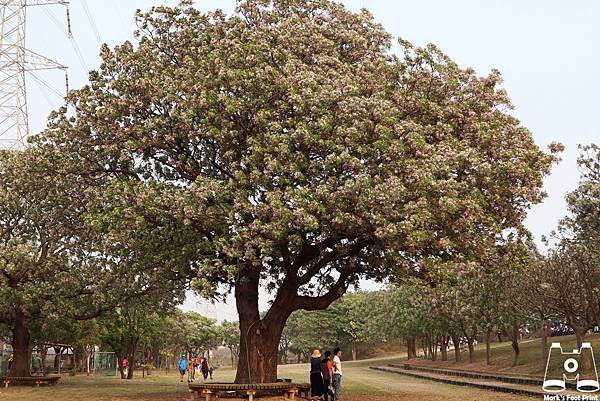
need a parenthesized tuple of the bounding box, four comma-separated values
(402, 333, 600, 377)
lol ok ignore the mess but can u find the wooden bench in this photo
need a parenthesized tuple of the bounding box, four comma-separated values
(2, 375, 61, 388)
(188, 382, 310, 400)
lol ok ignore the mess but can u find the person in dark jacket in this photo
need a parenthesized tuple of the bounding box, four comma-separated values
(310, 349, 325, 400)
(201, 355, 210, 380)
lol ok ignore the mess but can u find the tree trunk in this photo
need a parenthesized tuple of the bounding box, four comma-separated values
(440, 336, 448, 362)
(116, 353, 124, 379)
(540, 320, 549, 367)
(233, 262, 347, 382)
(111, 337, 138, 380)
(541, 334, 548, 363)
(53, 346, 62, 373)
(511, 339, 519, 366)
(510, 323, 520, 367)
(574, 328, 584, 348)
(10, 311, 31, 377)
(41, 346, 48, 375)
(407, 337, 417, 359)
(574, 329, 590, 369)
(351, 339, 357, 361)
(485, 327, 492, 365)
(236, 321, 281, 383)
(451, 335, 461, 362)
(467, 338, 475, 363)
(126, 347, 136, 379)
(85, 345, 93, 376)
(234, 271, 288, 383)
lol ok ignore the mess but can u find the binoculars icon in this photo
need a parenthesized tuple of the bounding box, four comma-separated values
(543, 342, 599, 393)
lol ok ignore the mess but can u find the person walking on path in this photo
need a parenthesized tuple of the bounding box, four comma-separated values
(201, 355, 210, 380)
(332, 348, 343, 401)
(320, 351, 334, 401)
(187, 354, 196, 383)
(197, 355, 204, 379)
(309, 349, 325, 400)
(178, 355, 188, 382)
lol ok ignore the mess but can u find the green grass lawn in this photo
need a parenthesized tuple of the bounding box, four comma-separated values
(5, 334, 592, 401)
(0, 362, 532, 401)
(400, 332, 600, 377)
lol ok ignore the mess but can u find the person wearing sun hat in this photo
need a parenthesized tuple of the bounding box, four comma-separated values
(309, 349, 325, 399)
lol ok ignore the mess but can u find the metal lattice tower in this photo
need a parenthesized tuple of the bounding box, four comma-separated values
(0, 0, 68, 150)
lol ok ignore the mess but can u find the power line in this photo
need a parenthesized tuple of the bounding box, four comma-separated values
(40, 3, 88, 73)
(81, 0, 101, 46)
(40, 4, 68, 35)
(69, 35, 89, 72)
(111, 0, 127, 29)
(30, 73, 58, 109)
(30, 71, 63, 99)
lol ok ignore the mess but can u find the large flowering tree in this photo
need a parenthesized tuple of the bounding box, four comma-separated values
(41, 0, 558, 382)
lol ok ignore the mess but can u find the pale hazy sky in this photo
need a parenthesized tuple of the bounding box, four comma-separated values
(26, 1, 599, 321)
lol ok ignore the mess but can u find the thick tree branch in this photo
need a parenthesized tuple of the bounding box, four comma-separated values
(292, 267, 353, 311)
(296, 238, 373, 286)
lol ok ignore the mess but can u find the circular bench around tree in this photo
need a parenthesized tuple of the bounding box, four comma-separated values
(188, 382, 311, 401)
(2, 374, 61, 388)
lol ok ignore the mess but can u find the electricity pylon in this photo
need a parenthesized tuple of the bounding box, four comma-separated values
(0, 0, 68, 150)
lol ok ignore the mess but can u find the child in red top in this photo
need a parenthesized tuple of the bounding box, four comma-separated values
(320, 351, 334, 401)
(122, 358, 129, 378)
(187, 355, 196, 382)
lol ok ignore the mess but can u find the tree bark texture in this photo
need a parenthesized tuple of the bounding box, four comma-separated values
(9, 311, 31, 377)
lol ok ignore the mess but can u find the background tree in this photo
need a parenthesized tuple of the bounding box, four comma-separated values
(28, 316, 99, 374)
(329, 292, 385, 360)
(0, 142, 194, 377)
(0, 149, 105, 377)
(284, 309, 336, 363)
(98, 302, 172, 379)
(478, 244, 530, 366)
(562, 144, 600, 239)
(220, 320, 241, 367)
(541, 244, 599, 368)
(441, 277, 480, 363)
(180, 312, 221, 358)
(539, 145, 600, 368)
(496, 268, 529, 367)
(386, 281, 433, 360)
(41, 0, 557, 382)
(519, 253, 555, 365)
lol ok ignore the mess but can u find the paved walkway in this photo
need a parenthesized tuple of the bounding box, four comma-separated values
(370, 364, 583, 398)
